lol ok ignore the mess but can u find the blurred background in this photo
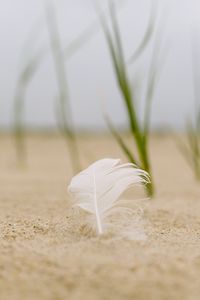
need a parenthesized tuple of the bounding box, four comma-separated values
(0, 0, 200, 133)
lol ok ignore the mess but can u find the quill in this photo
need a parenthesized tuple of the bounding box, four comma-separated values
(68, 158, 149, 235)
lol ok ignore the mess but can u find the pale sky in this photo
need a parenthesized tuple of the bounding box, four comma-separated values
(0, 0, 200, 131)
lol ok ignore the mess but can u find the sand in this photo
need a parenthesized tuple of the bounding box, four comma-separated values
(0, 133, 200, 300)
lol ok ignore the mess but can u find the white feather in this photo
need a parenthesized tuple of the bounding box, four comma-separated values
(68, 158, 149, 235)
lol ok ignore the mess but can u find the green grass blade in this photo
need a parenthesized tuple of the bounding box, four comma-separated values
(104, 114, 139, 166)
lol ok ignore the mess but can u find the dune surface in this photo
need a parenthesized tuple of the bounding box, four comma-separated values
(0, 134, 200, 300)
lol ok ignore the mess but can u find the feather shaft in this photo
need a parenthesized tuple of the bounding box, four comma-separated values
(93, 166, 103, 234)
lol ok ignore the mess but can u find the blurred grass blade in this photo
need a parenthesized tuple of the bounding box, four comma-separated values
(45, 0, 80, 174)
(143, 10, 169, 145)
(174, 135, 194, 168)
(128, 0, 156, 65)
(63, 23, 97, 58)
(14, 5, 99, 168)
(104, 113, 139, 166)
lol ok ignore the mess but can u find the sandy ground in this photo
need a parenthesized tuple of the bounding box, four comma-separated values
(0, 133, 200, 300)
